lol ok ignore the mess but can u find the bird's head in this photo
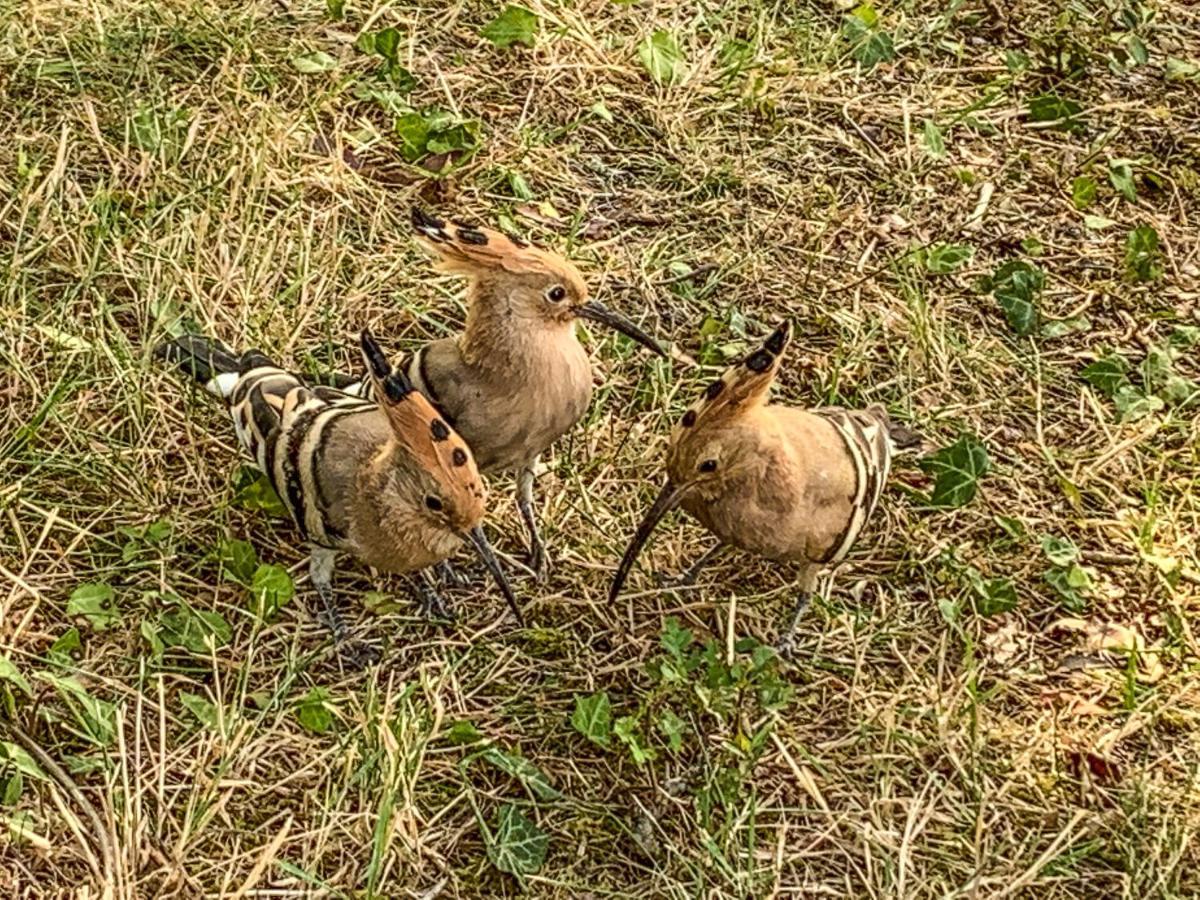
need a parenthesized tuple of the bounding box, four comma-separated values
(410, 208, 664, 357)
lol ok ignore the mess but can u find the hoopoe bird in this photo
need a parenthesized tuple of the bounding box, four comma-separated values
(341, 207, 666, 581)
(608, 321, 920, 653)
(155, 328, 522, 660)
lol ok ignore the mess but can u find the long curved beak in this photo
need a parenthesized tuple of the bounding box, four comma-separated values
(578, 300, 667, 358)
(609, 480, 689, 603)
(464, 526, 525, 626)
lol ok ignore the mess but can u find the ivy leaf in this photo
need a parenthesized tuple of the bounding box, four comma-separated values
(924, 242, 973, 274)
(1108, 159, 1137, 203)
(232, 466, 288, 517)
(842, 6, 895, 69)
(570, 691, 612, 747)
(445, 720, 483, 745)
(325, 0, 345, 20)
(480, 5, 539, 49)
(1041, 535, 1080, 567)
(180, 691, 220, 729)
(290, 51, 339, 74)
(613, 715, 657, 765)
(1081, 354, 1130, 397)
(988, 259, 1044, 336)
(1071, 175, 1097, 209)
(67, 583, 120, 631)
(1165, 58, 1200, 81)
(919, 434, 990, 508)
(1041, 315, 1091, 339)
(374, 27, 400, 64)
(660, 617, 694, 658)
(481, 747, 561, 800)
(1125, 224, 1162, 282)
(216, 538, 258, 585)
(150, 603, 232, 655)
(1045, 564, 1093, 612)
(294, 687, 334, 734)
(969, 575, 1018, 617)
(250, 564, 295, 620)
(1027, 93, 1084, 131)
(657, 708, 686, 752)
(1113, 385, 1164, 421)
(486, 804, 548, 876)
(638, 30, 686, 84)
(922, 120, 946, 158)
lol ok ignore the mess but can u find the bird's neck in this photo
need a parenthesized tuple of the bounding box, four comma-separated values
(459, 289, 578, 376)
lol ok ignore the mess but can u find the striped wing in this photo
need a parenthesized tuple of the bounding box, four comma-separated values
(339, 347, 451, 420)
(816, 407, 895, 564)
(226, 363, 375, 547)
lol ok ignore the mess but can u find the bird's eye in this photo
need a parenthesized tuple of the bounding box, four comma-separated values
(546, 285, 567, 303)
(699, 459, 718, 473)
(424, 495, 444, 511)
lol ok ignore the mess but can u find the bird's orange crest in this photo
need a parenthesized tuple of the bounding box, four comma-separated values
(360, 330, 486, 527)
(672, 320, 792, 441)
(410, 207, 588, 294)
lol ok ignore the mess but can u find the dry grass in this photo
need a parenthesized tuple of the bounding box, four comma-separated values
(2, 0, 1200, 896)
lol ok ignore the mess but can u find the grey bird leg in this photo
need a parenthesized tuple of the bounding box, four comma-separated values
(656, 541, 725, 589)
(436, 559, 472, 588)
(310, 549, 378, 668)
(414, 569, 455, 621)
(776, 592, 812, 660)
(517, 464, 549, 583)
(310, 548, 345, 643)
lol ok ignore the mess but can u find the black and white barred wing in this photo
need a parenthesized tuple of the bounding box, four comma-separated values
(222, 364, 375, 546)
(817, 407, 895, 564)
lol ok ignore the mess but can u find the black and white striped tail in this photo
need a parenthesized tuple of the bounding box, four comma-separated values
(818, 405, 918, 564)
(156, 334, 374, 547)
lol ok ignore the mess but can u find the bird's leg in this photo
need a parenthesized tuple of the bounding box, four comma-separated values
(656, 541, 724, 589)
(310, 549, 378, 668)
(413, 569, 456, 621)
(310, 548, 345, 642)
(775, 592, 812, 660)
(436, 559, 472, 588)
(517, 463, 549, 583)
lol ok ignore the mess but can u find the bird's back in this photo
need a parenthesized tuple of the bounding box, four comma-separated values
(345, 331, 593, 473)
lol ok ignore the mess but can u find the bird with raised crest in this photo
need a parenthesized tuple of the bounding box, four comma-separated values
(155, 328, 522, 664)
(340, 208, 667, 583)
(608, 320, 920, 654)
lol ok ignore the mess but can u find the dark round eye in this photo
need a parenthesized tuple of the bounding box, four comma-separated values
(699, 459, 718, 473)
(546, 285, 567, 303)
(424, 495, 444, 511)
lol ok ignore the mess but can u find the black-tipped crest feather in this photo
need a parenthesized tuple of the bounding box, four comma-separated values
(360, 329, 413, 402)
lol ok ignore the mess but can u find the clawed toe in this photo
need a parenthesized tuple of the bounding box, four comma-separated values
(339, 639, 381, 670)
(437, 560, 474, 589)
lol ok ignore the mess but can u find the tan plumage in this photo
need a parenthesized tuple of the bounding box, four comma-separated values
(344, 208, 666, 580)
(155, 329, 521, 662)
(609, 321, 919, 652)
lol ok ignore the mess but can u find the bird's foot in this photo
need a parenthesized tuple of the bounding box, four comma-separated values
(437, 560, 474, 589)
(775, 593, 812, 662)
(527, 540, 550, 585)
(413, 578, 456, 622)
(337, 639, 382, 670)
(653, 569, 703, 590)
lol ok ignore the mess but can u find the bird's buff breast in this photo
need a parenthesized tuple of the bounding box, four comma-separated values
(466, 341, 593, 472)
(354, 517, 462, 574)
(683, 492, 806, 564)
